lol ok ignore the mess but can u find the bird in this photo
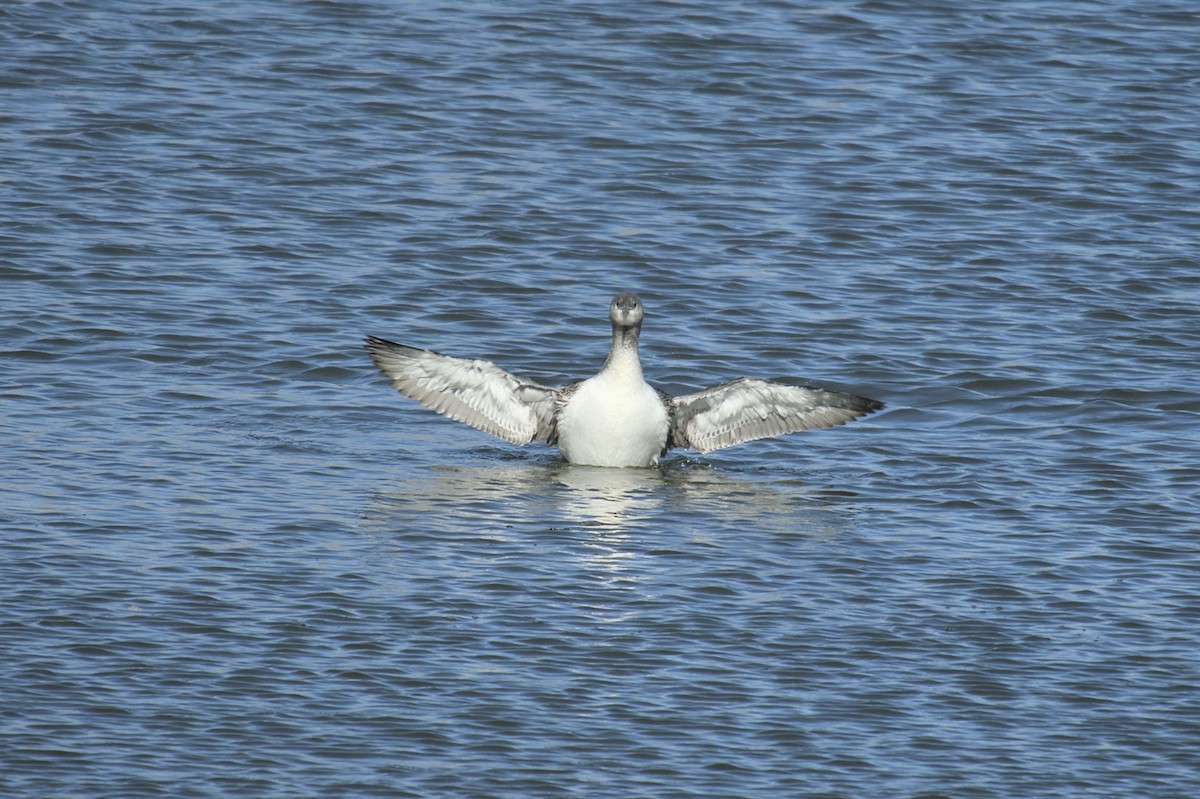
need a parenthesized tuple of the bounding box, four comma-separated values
(364, 291, 883, 468)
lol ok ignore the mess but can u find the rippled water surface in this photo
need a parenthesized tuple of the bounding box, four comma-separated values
(4, 2, 1200, 797)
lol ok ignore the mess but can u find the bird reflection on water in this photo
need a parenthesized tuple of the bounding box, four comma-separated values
(361, 455, 858, 539)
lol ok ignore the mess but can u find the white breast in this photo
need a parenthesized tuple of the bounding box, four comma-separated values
(556, 366, 670, 468)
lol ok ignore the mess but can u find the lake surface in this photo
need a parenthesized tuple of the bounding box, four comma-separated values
(3, 1, 1199, 797)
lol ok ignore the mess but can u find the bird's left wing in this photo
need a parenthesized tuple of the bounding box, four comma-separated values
(364, 336, 557, 445)
(669, 377, 883, 453)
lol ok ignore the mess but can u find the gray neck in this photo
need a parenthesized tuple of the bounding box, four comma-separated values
(605, 322, 642, 369)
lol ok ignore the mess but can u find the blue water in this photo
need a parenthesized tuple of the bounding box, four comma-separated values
(3, 2, 1199, 797)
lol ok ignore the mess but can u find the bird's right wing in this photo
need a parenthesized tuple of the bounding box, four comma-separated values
(364, 336, 557, 445)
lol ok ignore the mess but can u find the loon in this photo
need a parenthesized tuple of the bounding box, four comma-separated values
(364, 291, 883, 468)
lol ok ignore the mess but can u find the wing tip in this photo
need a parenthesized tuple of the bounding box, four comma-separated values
(859, 396, 885, 415)
(363, 334, 401, 352)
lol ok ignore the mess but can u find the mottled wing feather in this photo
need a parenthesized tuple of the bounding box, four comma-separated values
(670, 377, 883, 453)
(364, 336, 557, 445)
(546, 381, 583, 446)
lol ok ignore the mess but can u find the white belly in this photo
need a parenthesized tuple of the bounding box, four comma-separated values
(556, 374, 670, 467)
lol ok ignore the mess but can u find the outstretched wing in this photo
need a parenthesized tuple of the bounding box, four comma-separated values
(364, 336, 557, 445)
(669, 377, 883, 454)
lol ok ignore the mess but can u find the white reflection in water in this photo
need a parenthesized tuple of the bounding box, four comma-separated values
(361, 455, 857, 541)
(552, 464, 665, 530)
